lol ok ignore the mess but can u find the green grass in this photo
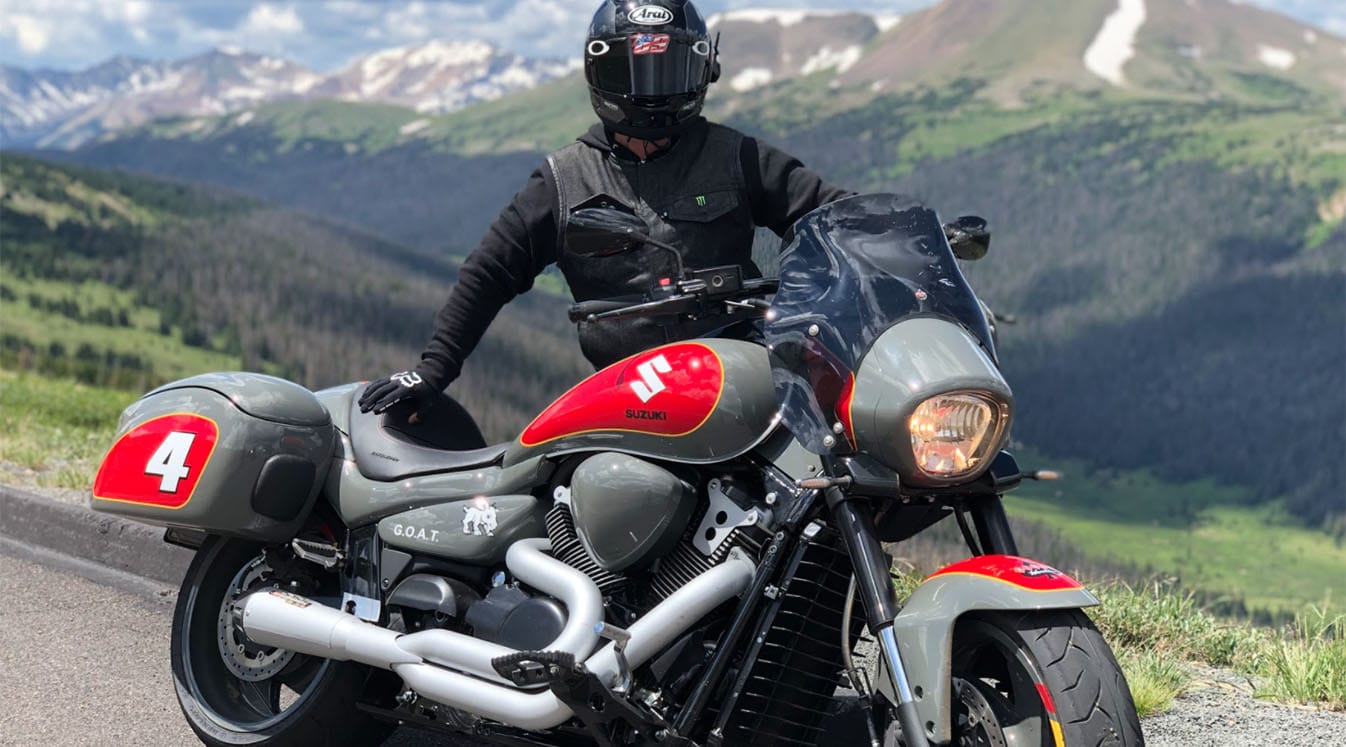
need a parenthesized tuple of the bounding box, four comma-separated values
(1083, 581, 1346, 714)
(1116, 649, 1190, 717)
(1258, 605, 1346, 709)
(1004, 452, 1346, 615)
(0, 369, 132, 491)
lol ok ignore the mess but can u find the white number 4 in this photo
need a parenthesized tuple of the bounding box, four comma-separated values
(146, 431, 196, 493)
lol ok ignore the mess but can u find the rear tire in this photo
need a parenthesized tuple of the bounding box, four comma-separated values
(951, 610, 1144, 746)
(170, 536, 393, 746)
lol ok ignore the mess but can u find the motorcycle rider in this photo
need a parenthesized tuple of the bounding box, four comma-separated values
(360, 0, 852, 421)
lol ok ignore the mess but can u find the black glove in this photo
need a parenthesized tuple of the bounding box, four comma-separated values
(358, 370, 437, 418)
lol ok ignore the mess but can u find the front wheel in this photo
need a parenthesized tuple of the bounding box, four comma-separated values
(948, 610, 1144, 747)
(170, 536, 392, 746)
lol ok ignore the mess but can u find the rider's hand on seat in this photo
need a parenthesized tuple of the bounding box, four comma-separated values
(359, 370, 437, 421)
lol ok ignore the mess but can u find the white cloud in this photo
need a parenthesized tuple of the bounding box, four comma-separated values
(2, 14, 53, 53)
(241, 4, 304, 36)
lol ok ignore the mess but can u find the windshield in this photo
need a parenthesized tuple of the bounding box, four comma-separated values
(765, 193, 995, 453)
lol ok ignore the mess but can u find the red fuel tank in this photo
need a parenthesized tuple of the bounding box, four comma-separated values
(505, 340, 777, 466)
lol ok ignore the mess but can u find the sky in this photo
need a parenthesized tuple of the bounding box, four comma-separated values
(1, 0, 1343, 73)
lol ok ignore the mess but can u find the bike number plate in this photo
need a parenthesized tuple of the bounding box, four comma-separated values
(93, 414, 220, 509)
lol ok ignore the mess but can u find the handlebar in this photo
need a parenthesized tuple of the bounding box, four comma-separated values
(566, 277, 778, 324)
(567, 299, 639, 322)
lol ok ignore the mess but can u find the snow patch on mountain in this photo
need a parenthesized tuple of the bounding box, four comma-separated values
(399, 118, 431, 136)
(1084, 0, 1148, 86)
(875, 15, 902, 33)
(730, 67, 773, 92)
(1256, 44, 1296, 70)
(801, 45, 863, 75)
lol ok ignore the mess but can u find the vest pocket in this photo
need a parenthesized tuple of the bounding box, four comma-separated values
(661, 190, 740, 223)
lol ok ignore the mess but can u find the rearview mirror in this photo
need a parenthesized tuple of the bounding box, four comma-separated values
(944, 215, 990, 261)
(567, 207, 650, 258)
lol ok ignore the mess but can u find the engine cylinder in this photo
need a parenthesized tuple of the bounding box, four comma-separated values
(568, 453, 698, 572)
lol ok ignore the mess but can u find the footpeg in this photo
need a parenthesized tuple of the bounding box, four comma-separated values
(291, 537, 343, 569)
(491, 650, 579, 688)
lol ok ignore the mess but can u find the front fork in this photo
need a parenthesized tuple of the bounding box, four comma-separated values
(825, 486, 933, 747)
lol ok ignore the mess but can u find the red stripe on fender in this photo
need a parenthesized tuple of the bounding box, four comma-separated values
(925, 554, 1083, 592)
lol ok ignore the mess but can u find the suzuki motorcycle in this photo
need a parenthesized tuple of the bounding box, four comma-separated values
(92, 194, 1143, 746)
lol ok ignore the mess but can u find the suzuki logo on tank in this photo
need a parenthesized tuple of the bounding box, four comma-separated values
(631, 354, 672, 403)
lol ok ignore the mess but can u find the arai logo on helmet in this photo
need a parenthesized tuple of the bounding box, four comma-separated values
(629, 5, 674, 25)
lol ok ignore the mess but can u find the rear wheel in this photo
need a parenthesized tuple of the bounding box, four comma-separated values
(949, 610, 1144, 746)
(170, 536, 392, 746)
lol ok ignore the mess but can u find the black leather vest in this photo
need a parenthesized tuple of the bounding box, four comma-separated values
(548, 122, 757, 367)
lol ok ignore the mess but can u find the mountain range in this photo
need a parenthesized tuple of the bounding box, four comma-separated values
(0, 41, 578, 149)
(4, 0, 1344, 151)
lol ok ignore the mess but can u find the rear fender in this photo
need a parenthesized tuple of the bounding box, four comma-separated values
(876, 555, 1098, 744)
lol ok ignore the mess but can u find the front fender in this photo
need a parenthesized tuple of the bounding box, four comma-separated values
(876, 555, 1098, 744)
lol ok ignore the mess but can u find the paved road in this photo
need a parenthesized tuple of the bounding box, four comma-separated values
(0, 540, 457, 747)
(0, 540, 194, 745)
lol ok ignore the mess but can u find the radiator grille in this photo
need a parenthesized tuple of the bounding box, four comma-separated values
(719, 531, 858, 747)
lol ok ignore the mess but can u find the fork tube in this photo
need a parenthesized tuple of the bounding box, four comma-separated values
(968, 494, 1019, 556)
(825, 487, 931, 747)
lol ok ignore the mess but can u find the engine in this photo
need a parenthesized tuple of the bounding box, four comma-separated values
(547, 452, 768, 607)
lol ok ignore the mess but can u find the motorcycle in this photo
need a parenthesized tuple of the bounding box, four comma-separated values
(92, 193, 1143, 746)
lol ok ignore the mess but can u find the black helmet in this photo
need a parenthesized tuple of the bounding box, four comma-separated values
(584, 0, 720, 139)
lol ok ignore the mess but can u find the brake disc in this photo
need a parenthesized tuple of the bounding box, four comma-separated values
(216, 555, 296, 682)
(953, 677, 1009, 747)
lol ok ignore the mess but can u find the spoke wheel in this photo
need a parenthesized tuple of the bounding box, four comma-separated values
(170, 536, 393, 746)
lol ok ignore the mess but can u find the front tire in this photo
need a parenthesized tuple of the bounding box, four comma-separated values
(950, 610, 1144, 746)
(170, 536, 392, 746)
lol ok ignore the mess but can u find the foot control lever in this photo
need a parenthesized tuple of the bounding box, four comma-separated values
(490, 650, 577, 688)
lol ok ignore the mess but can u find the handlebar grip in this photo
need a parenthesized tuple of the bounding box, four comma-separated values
(567, 299, 633, 321)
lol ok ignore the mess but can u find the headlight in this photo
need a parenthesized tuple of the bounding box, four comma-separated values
(909, 393, 1005, 478)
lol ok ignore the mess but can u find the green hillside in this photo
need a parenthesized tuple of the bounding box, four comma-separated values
(0, 155, 591, 439)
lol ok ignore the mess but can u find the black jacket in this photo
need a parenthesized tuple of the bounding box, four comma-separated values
(416, 119, 851, 390)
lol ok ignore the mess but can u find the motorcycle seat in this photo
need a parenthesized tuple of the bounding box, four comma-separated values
(347, 393, 507, 482)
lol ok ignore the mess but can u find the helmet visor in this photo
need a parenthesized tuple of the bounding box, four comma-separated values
(587, 32, 711, 97)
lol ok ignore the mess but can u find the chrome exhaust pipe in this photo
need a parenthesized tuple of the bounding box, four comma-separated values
(240, 538, 602, 684)
(237, 548, 755, 730)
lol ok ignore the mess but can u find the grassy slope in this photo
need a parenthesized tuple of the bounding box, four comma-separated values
(0, 370, 130, 490)
(1003, 453, 1346, 614)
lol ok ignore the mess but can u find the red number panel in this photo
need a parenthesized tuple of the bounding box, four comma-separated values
(93, 413, 220, 510)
